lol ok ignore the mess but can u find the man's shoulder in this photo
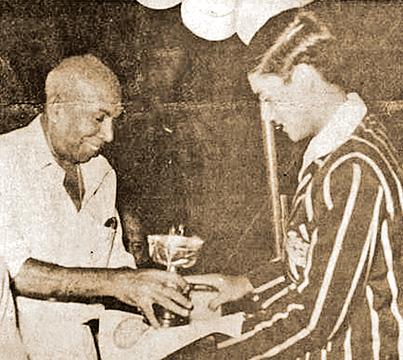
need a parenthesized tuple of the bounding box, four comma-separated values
(0, 122, 35, 163)
(0, 117, 51, 186)
(0, 114, 41, 142)
(326, 116, 400, 176)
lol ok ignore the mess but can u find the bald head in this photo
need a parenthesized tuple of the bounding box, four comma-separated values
(45, 54, 122, 107)
(43, 55, 123, 164)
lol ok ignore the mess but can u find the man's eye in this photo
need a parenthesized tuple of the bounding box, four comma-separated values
(260, 96, 273, 103)
(95, 115, 105, 123)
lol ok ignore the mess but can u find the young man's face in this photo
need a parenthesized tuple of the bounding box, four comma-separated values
(49, 80, 122, 163)
(248, 65, 318, 142)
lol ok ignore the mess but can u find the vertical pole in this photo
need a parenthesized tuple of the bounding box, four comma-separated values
(260, 104, 282, 259)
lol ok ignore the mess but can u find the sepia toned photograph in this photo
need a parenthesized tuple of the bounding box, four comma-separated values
(0, 0, 401, 359)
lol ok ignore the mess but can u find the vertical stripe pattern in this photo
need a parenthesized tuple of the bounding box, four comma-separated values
(214, 115, 402, 359)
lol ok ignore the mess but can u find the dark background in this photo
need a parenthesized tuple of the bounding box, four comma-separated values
(0, 0, 401, 275)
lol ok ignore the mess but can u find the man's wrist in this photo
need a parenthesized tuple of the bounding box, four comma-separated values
(100, 267, 133, 298)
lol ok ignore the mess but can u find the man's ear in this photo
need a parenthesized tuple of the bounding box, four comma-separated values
(47, 94, 66, 122)
(46, 105, 63, 124)
(291, 63, 316, 86)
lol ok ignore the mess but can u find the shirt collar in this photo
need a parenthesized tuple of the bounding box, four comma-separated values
(298, 92, 367, 181)
(28, 114, 112, 205)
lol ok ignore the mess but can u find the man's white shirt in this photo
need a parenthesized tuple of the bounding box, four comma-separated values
(0, 115, 135, 359)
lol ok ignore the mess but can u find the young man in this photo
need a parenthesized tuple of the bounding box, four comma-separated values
(185, 11, 403, 359)
(0, 55, 191, 359)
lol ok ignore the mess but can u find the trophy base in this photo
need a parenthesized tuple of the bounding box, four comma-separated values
(153, 304, 190, 327)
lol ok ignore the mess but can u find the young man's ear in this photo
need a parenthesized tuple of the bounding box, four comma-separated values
(291, 63, 317, 86)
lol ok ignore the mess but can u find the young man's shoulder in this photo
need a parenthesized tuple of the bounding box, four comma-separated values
(321, 117, 399, 181)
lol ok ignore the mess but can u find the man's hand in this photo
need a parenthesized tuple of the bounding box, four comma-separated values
(185, 274, 253, 311)
(112, 268, 193, 328)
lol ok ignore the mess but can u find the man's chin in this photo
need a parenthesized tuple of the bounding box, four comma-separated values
(77, 150, 100, 163)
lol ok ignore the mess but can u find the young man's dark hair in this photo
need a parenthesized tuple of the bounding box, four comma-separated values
(246, 9, 350, 93)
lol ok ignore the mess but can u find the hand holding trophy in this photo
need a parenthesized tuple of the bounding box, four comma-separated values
(148, 224, 204, 327)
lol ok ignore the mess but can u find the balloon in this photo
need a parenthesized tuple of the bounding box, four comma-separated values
(137, 0, 316, 43)
(236, 0, 315, 45)
(181, 0, 237, 41)
(137, 0, 182, 10)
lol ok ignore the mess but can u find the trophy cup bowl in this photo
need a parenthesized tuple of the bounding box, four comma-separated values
(148, 234, 204, 271)
(147, 233, 204, 327)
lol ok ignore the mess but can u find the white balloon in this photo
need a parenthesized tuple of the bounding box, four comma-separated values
(137, 0, 182, 10)
(236, 0, 315, 45)
(181, 0, 237, 41)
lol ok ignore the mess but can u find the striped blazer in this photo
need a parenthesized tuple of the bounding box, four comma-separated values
(217, 114, 403, 359)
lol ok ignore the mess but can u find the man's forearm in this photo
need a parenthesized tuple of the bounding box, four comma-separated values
(13, 258, 122, 302)
(12, 258, 193, 327)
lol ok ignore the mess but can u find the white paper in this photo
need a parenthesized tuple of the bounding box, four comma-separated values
(99, 310, 245, 360)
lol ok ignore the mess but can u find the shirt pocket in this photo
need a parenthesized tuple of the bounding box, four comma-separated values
(75, 214, 117, 267)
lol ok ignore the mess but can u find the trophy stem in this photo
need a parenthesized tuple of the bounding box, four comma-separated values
(160, 309, 176, 327)
(160, 263, 177, 327)
(167, 264, 176, 273)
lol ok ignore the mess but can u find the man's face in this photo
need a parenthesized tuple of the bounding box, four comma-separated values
(49, 81, 122, 163)
(248, 67, 316, 142)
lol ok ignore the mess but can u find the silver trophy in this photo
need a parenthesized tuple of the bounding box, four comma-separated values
(148, 225, 204, 327)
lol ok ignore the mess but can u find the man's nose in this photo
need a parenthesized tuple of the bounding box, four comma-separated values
(99, 118, 114, 143)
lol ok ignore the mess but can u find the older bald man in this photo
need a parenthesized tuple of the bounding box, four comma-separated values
(0, 54, 191, 359)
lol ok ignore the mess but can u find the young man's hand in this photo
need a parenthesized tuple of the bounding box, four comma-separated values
(185, 274, 253, 310)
